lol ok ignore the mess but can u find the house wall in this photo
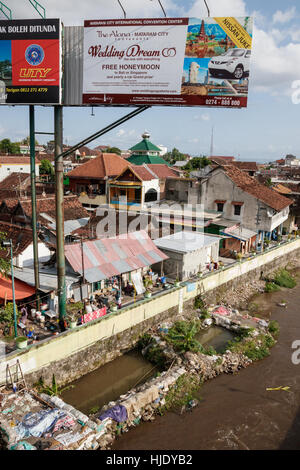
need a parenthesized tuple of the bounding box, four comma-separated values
(200, 170, 289, 233)
(0, 164, 40, 182)
(16, 242, 52, 268)
(152, 240, 219, 280)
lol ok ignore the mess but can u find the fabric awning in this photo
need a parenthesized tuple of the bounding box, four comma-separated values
(65, 230, 168, 284)
(0, 274, 36, 301)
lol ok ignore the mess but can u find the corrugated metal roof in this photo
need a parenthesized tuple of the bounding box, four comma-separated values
(154, 231, 220, 254)
(221, 226, 257, 242)
(65, 230, 168, 282)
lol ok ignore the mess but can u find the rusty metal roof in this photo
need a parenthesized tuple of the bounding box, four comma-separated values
(65, 230, 168, 283)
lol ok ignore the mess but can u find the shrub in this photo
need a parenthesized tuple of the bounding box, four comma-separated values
(166, 320, 201, 353)
(273, 269, 296, 289)
(194, 295, 206, 310)
(268, 320, 280, 338)
(265, 282, 280, 293)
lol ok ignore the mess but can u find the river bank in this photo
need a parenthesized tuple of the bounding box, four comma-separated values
(112, 269, 300, 450)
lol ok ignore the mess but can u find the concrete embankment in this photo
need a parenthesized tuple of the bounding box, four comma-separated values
(0, 238, 299, 387)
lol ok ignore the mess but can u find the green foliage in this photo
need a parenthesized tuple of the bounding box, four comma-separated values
(194, 295, 206, 310)
(0, 138, 20, 154)
(40, 159, 54, 179)
(137, 333, 153, 350)
(0, 302, 19, 326)
(273, 269, 296, 289)
(144, 344, 167, 369)
(166, 320, 201, 353)
(66, 301, 84, 314)
(268, 320, 280, 338)
(265, 282, 280, 293)
(158, 374, 202, 415)
(106, 146, 121, 155)
(183, 156, 211, 171)
(164, 147, 187, 165)
(15, 336, 27, 343)
(89, 406, 100, 415)
(36, 374, 74, 397)
(226, 333, 275, 361)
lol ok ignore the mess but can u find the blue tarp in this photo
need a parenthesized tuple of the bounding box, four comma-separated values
(99, 405, 128, 423)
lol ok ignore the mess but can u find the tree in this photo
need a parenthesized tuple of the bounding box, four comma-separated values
(40, 159, 54, 179)
(183, 156, 211, 171)
(106, 146, 121, 155)
(20, 136, 39, 146)
(164, 148, 187, 165)
(0, 138, 20, 154)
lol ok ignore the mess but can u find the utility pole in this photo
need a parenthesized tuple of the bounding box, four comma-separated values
(29, 105, 40, 308)
(54, 105, 66, 320)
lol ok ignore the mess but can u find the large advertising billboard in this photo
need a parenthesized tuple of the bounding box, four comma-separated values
(82, 17, 253, 108)
(0, 18, 61, 105)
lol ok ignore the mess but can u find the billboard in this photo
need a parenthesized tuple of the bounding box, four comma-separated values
(0, 18, 61, 105)
(82, 17, 253, 108)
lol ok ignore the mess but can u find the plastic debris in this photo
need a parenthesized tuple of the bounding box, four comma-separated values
(266, 386, 290, 391)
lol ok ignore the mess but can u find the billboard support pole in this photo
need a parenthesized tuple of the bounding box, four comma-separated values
(54, 105, 66, 321)
(29, 105, 40, 309)
(0, 2, 12, 19)
(54, 106, 150, 163)
(28, 0, 46, 19)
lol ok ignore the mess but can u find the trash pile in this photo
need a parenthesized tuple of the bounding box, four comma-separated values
(89, 366, 187, 450)
(0, 388, 108, 450)
(210, 305, 269, 332)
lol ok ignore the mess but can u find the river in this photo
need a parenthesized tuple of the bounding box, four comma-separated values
(112, 282, 300, 450)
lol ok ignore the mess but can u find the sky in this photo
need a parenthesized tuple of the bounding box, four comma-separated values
(1, 0, 300, 162)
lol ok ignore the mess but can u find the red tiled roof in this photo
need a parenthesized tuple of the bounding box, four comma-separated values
(0, 195, 89, 223)
(0, 221, 33, 259)
(232, 161, 258, 171)
(211, 156, 235, 164)
(0, 156, 40, 164)
(146, 164, 178, 179)
(0, 173, 30, 190)
(221, 165, 292, 211)
(67, 153, 129, 179)
(130, 165, 154, 181)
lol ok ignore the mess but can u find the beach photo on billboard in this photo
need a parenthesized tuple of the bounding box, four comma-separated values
(0, 40, 12, 85)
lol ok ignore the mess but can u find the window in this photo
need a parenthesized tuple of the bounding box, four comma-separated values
(217, 202, 224, 212)
(234, 205, 241, 216)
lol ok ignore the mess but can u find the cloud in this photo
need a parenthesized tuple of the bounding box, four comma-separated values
(250, 24, 300, 96)
(272, 7, 296, 24)
(188, 0, 247, 17)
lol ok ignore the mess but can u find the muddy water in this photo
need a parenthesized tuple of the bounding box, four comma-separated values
(195, 326, 235, 353)
(62, 350, 157, 415)
(112, 284, 300, 450)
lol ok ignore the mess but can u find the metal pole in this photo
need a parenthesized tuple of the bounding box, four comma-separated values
(54, 105, 66, 320)
(10, 240, 17, 338)
(80, 236, 85, 301)
(29, 105, 40, 308)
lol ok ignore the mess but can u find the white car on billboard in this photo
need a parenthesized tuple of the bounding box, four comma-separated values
(208, 48, 251, 80)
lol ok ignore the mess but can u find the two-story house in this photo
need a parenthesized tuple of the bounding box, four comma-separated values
(200, 164, 292, 248)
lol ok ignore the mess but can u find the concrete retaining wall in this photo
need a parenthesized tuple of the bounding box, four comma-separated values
(1, 238, 300, 386)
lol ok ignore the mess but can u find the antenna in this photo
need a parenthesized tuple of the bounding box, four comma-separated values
(210, 126, 214, 157)
(0, 2, 12, 19)
(150, 0, 167, 18)
(28, 0, 46, 19)
(117, 0, 126, 19)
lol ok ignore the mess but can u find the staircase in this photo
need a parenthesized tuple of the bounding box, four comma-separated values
(6, 360, 27, 392)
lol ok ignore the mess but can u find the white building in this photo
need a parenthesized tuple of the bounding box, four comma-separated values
(0, 156, 40, 182)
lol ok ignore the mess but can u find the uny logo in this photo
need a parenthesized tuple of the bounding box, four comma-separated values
(25, 44, 45, 66)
